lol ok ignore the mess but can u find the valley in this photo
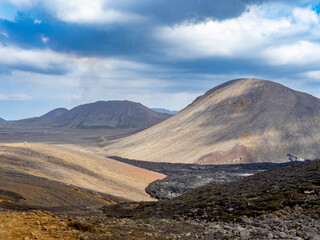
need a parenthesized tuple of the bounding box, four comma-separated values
(0, 79, 320, 239)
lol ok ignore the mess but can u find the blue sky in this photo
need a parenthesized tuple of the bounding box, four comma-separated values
(0, 0, 320, 120)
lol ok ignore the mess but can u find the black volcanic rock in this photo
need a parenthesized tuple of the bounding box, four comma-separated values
(53, 100, 172, 129)
(140, 159, 320, 222)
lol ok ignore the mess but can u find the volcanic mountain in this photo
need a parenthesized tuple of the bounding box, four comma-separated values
(6, 101, 171, 129)
(104, 78, 320, 164)
(40, 108, 68, 121)
(52, 100, 171, 129)
(28, 108, 69, 125)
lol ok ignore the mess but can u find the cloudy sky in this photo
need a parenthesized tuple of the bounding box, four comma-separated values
(0, 0, 320, 120)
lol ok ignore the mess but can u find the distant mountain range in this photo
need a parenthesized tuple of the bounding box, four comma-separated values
(17, 100, 172, 129)
(152, 108, 179, 115)
(104, 78, 320, 164)
(0, 117, 5, 121)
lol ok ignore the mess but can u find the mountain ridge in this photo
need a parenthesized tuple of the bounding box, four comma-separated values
(2, 100, 172, 129)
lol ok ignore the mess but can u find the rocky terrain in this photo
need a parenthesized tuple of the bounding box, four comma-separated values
(95, 160, 320, 239)
(110, 156, 297, 199)
(0, 210, 79, 240)
(65, 208, 320, 239)
(0, 148, 319, 239)
(138, 159, 320, 222)
(104, 78, 320, 164)
(65, 159, 319, 240)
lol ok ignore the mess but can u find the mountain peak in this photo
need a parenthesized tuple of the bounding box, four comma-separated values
(105, 79, 320, 164)
(53, 100, 171, 129)
(190, 78, 285, 107)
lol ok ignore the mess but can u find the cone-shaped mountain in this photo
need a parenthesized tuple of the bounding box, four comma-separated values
(104, 78, 320, 164)
(53, 100, 171, 129)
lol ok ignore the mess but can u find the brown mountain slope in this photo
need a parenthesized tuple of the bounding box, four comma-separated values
(104, 78, 320, 164)
(0, 143, 165, 202)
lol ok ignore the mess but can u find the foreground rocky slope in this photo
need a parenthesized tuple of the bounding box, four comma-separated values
(1, 160, 319, 239)
(0, 210, 79, 240)
(104, 78, 320, 164)
(95, 160, 320, 239)
(110, 156, 297, 199)
(139, 160, 320, 222)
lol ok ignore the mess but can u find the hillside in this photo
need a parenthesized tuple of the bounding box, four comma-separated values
(0, 117, 5, 121)
(23, 108, 69, 126)
(139, 159, 320, 222)
(39, 108, 68, 121)
(0, 143, 165, 204)
(52, 100, 171, 129)
(104, 78, 320, 164)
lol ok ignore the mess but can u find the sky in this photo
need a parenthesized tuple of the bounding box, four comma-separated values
(0, 0, 320, 120)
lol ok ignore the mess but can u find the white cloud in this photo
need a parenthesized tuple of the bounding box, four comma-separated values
(1, 32, 9, 37)
(156, 5, 291, 59)
(0, 93, 32, 101)
(41, 36, 49, 43)
(8, 0, 141, 24)
(34, 19, 41, 24)
(156, 3, 320, 67)
(0, 45, 77, 70)
(263, 41, 320, 65)
(301, 70, 320, 80)
(292, 7, 319, 24)
(11, 93, 33, 100)
(0, 94, 8, 100)
(52, 0, 141, 24)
